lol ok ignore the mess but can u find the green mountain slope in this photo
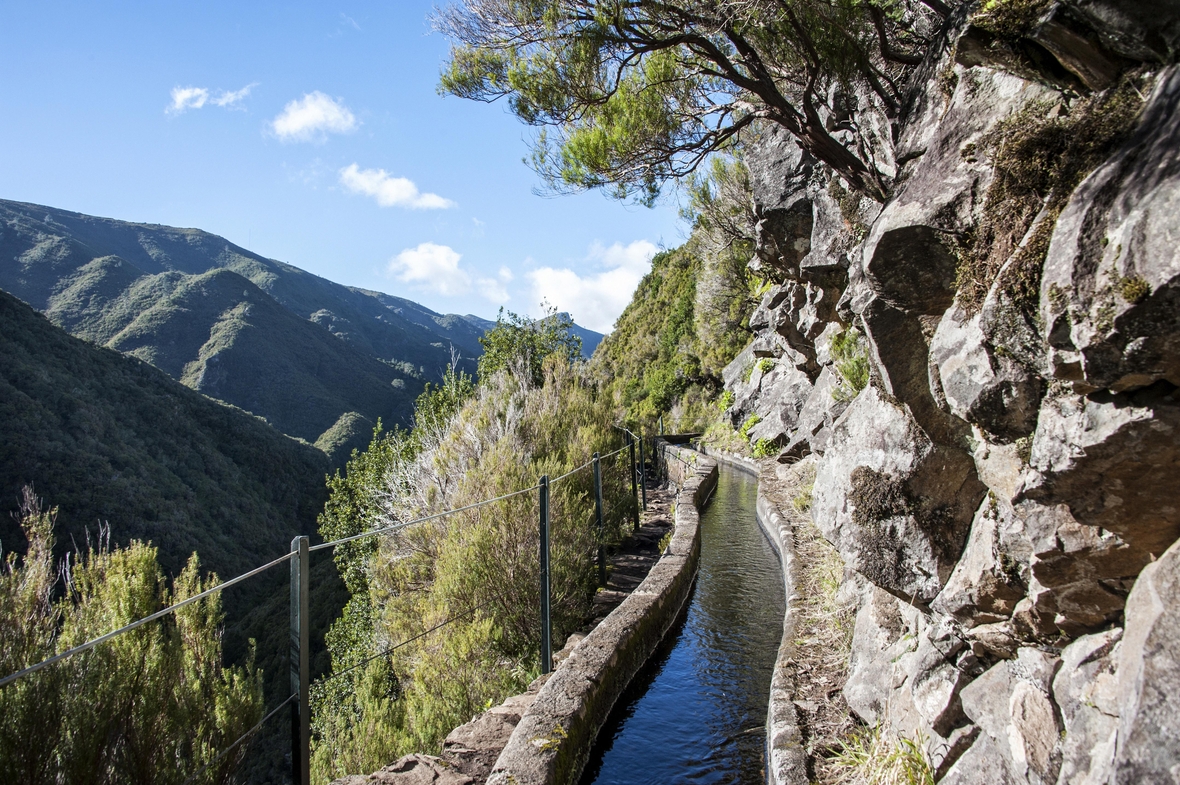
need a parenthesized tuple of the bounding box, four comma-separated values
(0, 199, 488, 458)
(0, 288, 331, 580)
(0, 288, 348, 781)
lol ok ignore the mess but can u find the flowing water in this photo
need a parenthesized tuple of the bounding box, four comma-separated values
(581, 462, 786, 785)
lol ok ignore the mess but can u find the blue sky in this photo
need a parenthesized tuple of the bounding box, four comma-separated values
(0, 2, 686, 332)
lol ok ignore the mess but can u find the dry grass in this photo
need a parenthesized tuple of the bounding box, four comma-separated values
(830, 725, 935, 785)
(763, 458, 859, 782)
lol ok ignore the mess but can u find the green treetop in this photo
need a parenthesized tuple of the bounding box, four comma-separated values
(435, 0, 952, 203)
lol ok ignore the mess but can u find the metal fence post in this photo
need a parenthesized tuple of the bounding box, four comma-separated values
(593, 452, 605, 586)
(290, 536, 310, 785)
(638, 436, 648, 511)
(538, 475, 552, 674)
(628, 436, 640, 530)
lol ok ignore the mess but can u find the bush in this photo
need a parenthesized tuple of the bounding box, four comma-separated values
(831, 327, 870, 401)
(311, 358, 634, 780)
(0, 488, 263, 785)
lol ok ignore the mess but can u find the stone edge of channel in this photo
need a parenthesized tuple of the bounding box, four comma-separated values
(486, 443, 717, 785)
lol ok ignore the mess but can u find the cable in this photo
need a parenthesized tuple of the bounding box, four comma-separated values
(550, 444, 630, 485)
(550, 457, 595, 484)
(0, 550, 294, 689)
(320, 592, 506, 684)
(311, 485, 539, 552)
(0, 443, 636, 691)
(181, 693, 296, 785)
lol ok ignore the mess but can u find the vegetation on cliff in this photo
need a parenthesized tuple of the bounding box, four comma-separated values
(436, 0, 947, 201)
(591, 154, 759, 432)
(309, 312, 635, 781)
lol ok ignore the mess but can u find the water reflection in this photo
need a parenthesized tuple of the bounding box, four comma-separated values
(581, 463, 786, 785)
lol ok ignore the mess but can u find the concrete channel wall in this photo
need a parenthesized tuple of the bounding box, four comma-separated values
(698, 446, 808, 785)
(486, 443, 717, 785)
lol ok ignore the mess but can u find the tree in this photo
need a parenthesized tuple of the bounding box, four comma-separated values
(477, 306, 583, 385)
(436, 0, 951, 203)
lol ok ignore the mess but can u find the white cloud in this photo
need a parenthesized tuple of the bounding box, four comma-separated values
(271, 91, 357, 142)
(212, 82, 258, 108)
(339, 164, 455, 210)
(389, 243, 512, 303)
(389, 243, 470, 296)
(527, 240, 658, 333)
(168, 86, 209, 114)
(168, 83, 257, 114)
(475, 266, 514, 304)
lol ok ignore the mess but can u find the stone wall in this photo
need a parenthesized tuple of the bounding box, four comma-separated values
(721, 4, 1180, 781)
(486, 445, 716, 785)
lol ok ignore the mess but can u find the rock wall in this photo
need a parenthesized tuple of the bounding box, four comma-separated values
(723, 4, 1180, 781)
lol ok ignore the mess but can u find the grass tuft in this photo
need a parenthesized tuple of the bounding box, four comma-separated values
(831, 725, 935, 785)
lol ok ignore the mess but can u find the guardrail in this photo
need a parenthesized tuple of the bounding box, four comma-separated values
(0, 433, 657, 785)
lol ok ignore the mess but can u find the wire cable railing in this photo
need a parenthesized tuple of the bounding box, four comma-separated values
(311, 484, 540, 553)
(322, 591, 508, 685)
(182, 693, 297, 785)
(0, 550, 295, 689)
(0, 429, 665, 785)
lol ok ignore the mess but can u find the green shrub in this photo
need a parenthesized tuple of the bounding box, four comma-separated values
(831, 327, 870, 401)
(752, 438, 777, 458)
(739, 414, 762, 439)
(0, 488, 263, 785)
(311, 358, 633, 780)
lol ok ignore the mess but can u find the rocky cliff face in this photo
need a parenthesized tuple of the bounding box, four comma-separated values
(724, 3, 1180, 781)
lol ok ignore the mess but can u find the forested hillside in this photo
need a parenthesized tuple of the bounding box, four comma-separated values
(0, 288, 328, 578)
(0, 199, 490, 461)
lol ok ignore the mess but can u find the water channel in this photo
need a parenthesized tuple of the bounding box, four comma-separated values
(581, 461, 786, 785)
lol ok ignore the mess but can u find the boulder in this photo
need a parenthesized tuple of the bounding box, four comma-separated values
(885, 614, 972, 738)
(1019, 384, 1180, 564)
(843, 580, 912, 724)
(443, 710, 522, 780)
(331, 755, 474, 785)
(865, 68, 1055, 317)
(1040, 66, 1180, 394)
(959, 647, 1063, 785)
(861, 297, 968, 445)
(1052, 629, 1121, 785)
(812, 385, 985, 602)
(745, 363, 815, 447)
(746, 123, 815, 279)
(778, 366, 850, 460)
(1063, 0, 1180, 64)
(750, 280, 841, 378)
(1110, 536, 1180, 783)
(941, 732, 1022, 785)
(1020, 501, 1143, 636)
(930, 303, 1043, 441)
(933, 493, 1029, 626)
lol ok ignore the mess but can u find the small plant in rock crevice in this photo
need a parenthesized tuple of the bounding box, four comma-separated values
(739, 414, 762, 440)
(752, 438, 777, 458)
(831, 327, 870, 402)
(955, 75, 1149, 315)
(830, 724, 935, 785)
